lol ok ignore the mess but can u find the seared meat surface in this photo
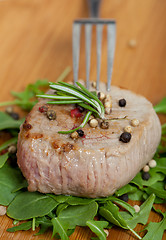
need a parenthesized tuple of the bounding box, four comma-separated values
(17, 84, 161, 198)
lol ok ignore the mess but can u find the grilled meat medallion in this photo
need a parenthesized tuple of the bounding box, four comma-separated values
(17, 85, 161, 198)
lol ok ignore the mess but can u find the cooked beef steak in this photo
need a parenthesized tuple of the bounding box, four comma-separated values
(17, 84, 161, 198)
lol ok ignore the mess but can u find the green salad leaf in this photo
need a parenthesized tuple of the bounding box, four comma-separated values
(86, 220, 109, 240)
(154, 97, 166, 113)
(7, 221, 33, 232)
(120, 194, 155, 229)
(0, 152, 9, 168)
(0, 112, 24, 131)
(7, 191, 59, 220)
(0, 164, 25, 205)
(57, 202, 98, 229)
(52, 218, 69, 240)
(142, 211, 166, 240)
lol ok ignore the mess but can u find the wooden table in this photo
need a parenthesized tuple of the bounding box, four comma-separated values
(0, 0, 165, 239)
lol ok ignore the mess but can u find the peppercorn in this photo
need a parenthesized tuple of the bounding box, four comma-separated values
(142, 172, 150, 180)
(0, 206, 6, 216)
(10, 112, 19, 120)
(133, 205, 140, 213)
(71, 131, 79, 139)
(131, 119, 139, 127)
(39, 105, 48, 113)
(148, 159, 157, 168)
(75, 104, 84, 113)
(92, 81, 96, 88)
(105, 107, 112, 115)
(124, 125, 132, 133)
(119, 98, 126, 107)
(100, 121, 109, 129)
(8, 145, 17, 154)
(47, 110, 56, 120)
(5, 106, 13, 114)
(119, 132, 131, 143)
(98, 92, 105, 101)
(119, 194, 129, 202)
(89, 119, 98, 128)
(76, 129, 84, 137)
(104, 100, 111, 108)
(142, 165, 150, 172)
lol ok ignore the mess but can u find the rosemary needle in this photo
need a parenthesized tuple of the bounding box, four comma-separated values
(37, 81, 105, 133)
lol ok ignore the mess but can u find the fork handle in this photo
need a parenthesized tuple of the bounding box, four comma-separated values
(87, 0, 102, 18)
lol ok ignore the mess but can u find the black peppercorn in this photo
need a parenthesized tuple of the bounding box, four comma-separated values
(142, 172, 150, 181)
(119, 194, 129, 202)
(76, 129, 84, 137)
(119, 132, 131, 143)
(100, 121, 109, 129)
(9, 112, 19, 120)
(119, 98, 126, 107)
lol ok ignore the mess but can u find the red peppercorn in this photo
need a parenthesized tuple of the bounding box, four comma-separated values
(70, 108, 83, 118)
(39, 105, 48, 113)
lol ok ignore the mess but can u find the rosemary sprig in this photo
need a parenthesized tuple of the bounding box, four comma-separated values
(58, 111, 92, 134)
(37, 81, 105, 134)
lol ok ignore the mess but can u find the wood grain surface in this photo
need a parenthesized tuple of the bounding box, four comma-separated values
(0, 0, 165, 239)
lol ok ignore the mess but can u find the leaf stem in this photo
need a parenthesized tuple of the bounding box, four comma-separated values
(32, 218, 36, 231)
(127, 225, 142, 239)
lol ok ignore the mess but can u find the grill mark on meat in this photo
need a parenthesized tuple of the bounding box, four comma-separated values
(25, 133, 43, 139)
(23, 120, 32, 130)
(61, 143, 74, 152)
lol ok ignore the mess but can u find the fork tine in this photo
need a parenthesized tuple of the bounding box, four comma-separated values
(73, 22, 81, 85)
(96, 24, 103, 91)
(85, 24, 92, 89)
(107, 22, 116, 91)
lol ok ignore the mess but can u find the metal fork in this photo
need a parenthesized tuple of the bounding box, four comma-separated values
(72, 0, 116, 92)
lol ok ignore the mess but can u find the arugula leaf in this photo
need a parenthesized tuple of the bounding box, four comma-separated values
(0, 137, 17, 152)
(7, 191, 59, 220)
(131, 170, 165, 188)
(48, 194, 70, 203)
(0, 80, 49, 111)
(120, 194, 155, 229)
(115, 184, 137, 197)
(154, 97, 166, 113)
(128, 189, 145, 201)
(0, 112, 24, 131)
(153, 158, 166, 175)
(35, 216, 53, 235)
(86, 220, 108, 240)
(99, 201, 142, 239)
(51, 218, 69, 240)
(110, 197, 136, 216)
(142, 211, 166, 240)
(56, 203, 69, 216)
(67, 196, 95, 205)
(0, 152, 9, 168)
(58, 202, 98, 229)
(7, 221, 32, 232)
(0, 164, 25, 205)
(144, 182, 166, 200)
